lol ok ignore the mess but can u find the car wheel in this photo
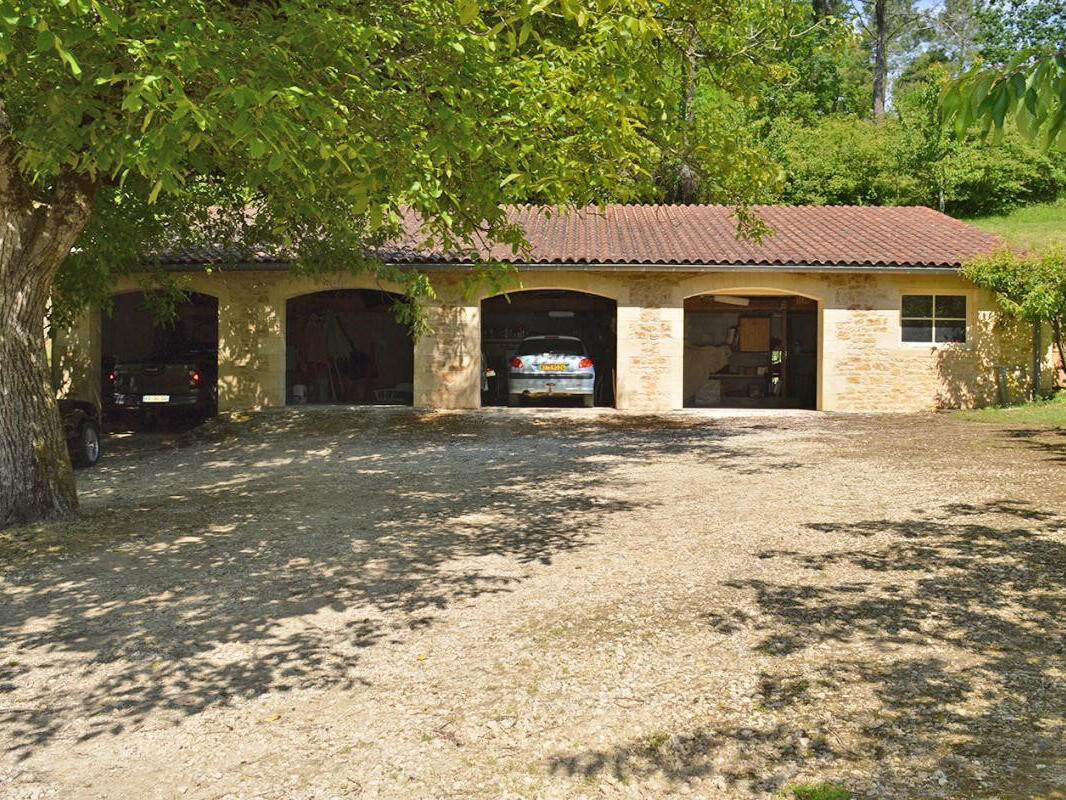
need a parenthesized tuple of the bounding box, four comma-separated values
(73, 420, 101, 468)
(507, 393, 521, 407)
(582, 394, 594, 408)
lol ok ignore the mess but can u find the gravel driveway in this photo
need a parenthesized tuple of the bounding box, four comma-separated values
(1, 407, 1064, 800)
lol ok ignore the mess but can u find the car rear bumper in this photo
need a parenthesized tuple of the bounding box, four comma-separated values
(508, 373, 595, 396)
(112, 393, 201, 410)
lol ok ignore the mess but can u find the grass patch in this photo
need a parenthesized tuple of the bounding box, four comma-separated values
(788, 783, 851, 800)
(954, 392, 1066, 427)
(964, 198, 1066, 251)
(643, 731, 670, 752)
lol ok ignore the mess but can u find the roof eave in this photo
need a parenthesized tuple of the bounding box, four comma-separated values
(405, 261, 964, 274)
(157, 259, 964, 274)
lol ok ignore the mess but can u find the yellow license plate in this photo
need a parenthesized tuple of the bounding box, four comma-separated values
(142, 394, 170, 403)
(540, 363, 567, 371)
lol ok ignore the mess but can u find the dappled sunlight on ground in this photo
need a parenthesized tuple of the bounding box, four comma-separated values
(1, 407, 1063, 798)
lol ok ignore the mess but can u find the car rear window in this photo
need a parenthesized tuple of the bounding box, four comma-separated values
(517, 338, 585, 356)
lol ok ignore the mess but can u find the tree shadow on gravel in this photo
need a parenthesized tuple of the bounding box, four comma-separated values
(999, 427, 1066, 463)
(548, 500, 1066, 798)
(0, 407, 781, 760)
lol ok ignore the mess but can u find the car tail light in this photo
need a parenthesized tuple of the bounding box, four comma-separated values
(509, 357, 523, 369)
(578, 357, 593, 368)
(189, 369, 201, 388)
(107, 371, 116, 383)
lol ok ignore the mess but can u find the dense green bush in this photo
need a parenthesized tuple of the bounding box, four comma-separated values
(940, 139, 1066, 216)
(763, 114, 1066, 214)
(764, 116, 916, 205)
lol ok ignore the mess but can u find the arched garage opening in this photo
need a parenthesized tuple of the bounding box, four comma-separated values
(684, 293, 817, 409)
(285, 289, 413, 405)
(481, 289, 616, 407)
(101, 290, 219, 423)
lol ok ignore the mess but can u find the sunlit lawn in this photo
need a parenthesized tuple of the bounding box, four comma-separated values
(964, 198, 1066, 251)
(955, 391, 1066, 427)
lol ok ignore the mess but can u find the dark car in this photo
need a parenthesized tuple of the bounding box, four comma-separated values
(58, 399, 101, 468)
(109, 341, 217, 424)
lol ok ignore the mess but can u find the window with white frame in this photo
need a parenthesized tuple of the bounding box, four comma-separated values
(901, 294, 966, 343)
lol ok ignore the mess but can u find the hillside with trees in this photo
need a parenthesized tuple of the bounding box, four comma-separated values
(622, 0, 1066, 217)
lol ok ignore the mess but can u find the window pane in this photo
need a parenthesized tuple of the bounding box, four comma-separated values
(902, 295, 932, 316)
(935, 295, 966, 318)
(902, 319, 933, 342)
(935, 322, 966, 343)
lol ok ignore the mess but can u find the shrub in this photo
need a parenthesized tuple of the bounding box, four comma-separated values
(764, 114, 1066, 214)
(765, 116, 917, 206)
(790, 783, 852, 800)
(963, 246, 1066, 380)
(941, 139, 1066, 216)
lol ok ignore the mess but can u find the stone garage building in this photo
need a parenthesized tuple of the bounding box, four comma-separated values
(51, 204, 1056, 414)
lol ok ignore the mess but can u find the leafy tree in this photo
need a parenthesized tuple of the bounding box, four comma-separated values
(0, 0, 682, 525)
(894, 68, 954, 210)
(638, 0, 810, 204)
(893, 47, 953, 100)
(942, 53, 1066, 148)
(943, 2, 1066, 147)
(764, 85, 1066, 213)
(964, 246, 1066, 378)
(851, 0, 930, 118)
(756, 1, 868, 122)
(893, 65, 1066, 214)
(976, 0, 1066, 63)
(765, 114, 915, 204)
(927, 0, 983, 66)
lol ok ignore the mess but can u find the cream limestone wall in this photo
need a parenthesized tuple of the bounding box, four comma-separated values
(615, 277, 683, 411)
(52, 271, 409, 412)
(50, 305, 102, 409)
(418, 271, 684, 410)
(50, 266, 1053, 415)
(678, 270, 1053, 412)
(412, 276, 481, 408)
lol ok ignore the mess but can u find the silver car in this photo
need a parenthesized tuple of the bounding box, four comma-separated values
(507, 335, 595, 407)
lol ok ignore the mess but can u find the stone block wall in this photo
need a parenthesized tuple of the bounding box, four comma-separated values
(49, 265, 1053, 415)
(616, 278, 683, 412)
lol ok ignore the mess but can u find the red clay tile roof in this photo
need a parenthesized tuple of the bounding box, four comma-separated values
(382, 205, 1000, 269)
(163, 204, 1001, 270)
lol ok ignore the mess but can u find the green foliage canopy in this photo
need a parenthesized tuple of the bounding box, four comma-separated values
(1, 0, 673, 324)
(763, 111, 1066, 214)
(976, 0, 1066, 64)
(964, 246, 1066, 372)
(942, 39, 1066, 150)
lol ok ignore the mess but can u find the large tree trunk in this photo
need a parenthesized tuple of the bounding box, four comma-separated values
(676, 21, 699, 204)
(1, 107, 96, 526)
(872, 0, 888, 120)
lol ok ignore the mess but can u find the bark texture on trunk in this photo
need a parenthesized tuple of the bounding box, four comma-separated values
(812, 0, 834, 19)
(676, 22, 699, 204)
(1, 103, 95, 526)
(872, 0, 888, 120)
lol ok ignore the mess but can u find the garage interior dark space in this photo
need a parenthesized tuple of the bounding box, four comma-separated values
(101, 291, 218, 423)
(481, 290, 616, 407)
(684, 293, 817, 409)
(285, 290, 414, 405)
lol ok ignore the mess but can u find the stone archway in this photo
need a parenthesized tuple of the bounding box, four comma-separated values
(681, 286, 822, 410)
